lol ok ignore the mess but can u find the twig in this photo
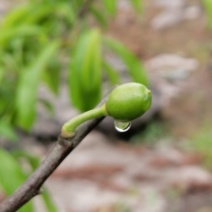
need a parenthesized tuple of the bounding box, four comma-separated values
(0, 82, 152, 212)
(0, 100, 106, 212)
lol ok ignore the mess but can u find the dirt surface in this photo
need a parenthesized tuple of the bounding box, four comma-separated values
(31, 132, 212, 212)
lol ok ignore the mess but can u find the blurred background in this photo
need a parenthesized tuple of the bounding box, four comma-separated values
(0, 0, 212, 211)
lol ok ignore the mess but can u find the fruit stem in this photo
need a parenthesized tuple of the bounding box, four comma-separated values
(61, 104, 107, 138)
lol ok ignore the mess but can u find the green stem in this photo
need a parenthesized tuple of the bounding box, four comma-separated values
(61, 104, 107, 138)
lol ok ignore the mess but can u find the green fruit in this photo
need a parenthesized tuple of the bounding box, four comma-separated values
(106, 83, 151, 121)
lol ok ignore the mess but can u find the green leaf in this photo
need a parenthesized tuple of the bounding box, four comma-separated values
(42, 189, 57, 212)
(103, 60, 120, 85)
(103, 37, 149, 86)
(42, 59, 60, 95)
(0, 25, 41, 47)
(0, 148, 34, 212)
(203, 0, 212, 28)
(1, 2, 54, 28)
(103, 0, 117, 16)
(90, 6, 108, 27)
(16, 41, 59, 130)
(22, 3, 55, 25)
(0, 120, 17, 141)
(69, 29, 102, 111)
(1, 5, 30, 29)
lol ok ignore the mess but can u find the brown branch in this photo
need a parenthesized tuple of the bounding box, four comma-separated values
(0, 101, 106, 212)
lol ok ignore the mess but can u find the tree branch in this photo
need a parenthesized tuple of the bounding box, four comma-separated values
(0, 101, 106, 212)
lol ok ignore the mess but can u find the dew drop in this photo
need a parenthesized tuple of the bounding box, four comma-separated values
(114, 120, 131, 132)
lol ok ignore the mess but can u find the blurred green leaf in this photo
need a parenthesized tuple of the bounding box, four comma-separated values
(0, 26, 41, 47)
(69, 29, 102, 111)
(1, 5, 30, 29)
(0, 148, 34, 212)
(0, 91, 9, 116)
(203, 0, 212, 28)
(90, 6, 108, 27)
(22, 3, 55, 25)
(56, 2, 75, 26)
(0, 120, 17, 141)
(42, 189, 57, 212)
(103, 61, 120, 85)
(103, 37, 149, 86)
(103, 0, 117, 16)
(1, 2, 54, 28)
(16, 41, 59, 130)
(42, 59, 60, 94)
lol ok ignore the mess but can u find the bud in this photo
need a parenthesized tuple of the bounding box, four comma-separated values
(106, 83, 151, 121)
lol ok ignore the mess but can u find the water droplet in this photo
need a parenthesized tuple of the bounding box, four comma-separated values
(114, 120, 131, 132)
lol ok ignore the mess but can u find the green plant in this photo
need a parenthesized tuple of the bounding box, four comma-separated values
(0, 0, 147, 210)
(0, 0, 147, 140)
(0, 82, 152, 212)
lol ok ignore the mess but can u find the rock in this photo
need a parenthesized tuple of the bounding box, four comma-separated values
(151, 9, 183, 30)
(167, 166, 212, 192)
(151, 0, 202, 29)
(184, 5, 202, 21)
(0, 2, 9, 19)
(146, 54, 198, 81)
(145, 54, 198, 107)
(152, 0, 185, 9)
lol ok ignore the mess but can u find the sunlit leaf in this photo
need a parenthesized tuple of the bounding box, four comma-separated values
(69, 29, 102, 111)
(1, 5, 30, 29)
(0, 148, 34, 212)
(103, 37, 149, 86)
(16, 41, 59, 130)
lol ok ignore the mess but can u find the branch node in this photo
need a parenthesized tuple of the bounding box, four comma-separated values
(58, 136, 73, 147)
